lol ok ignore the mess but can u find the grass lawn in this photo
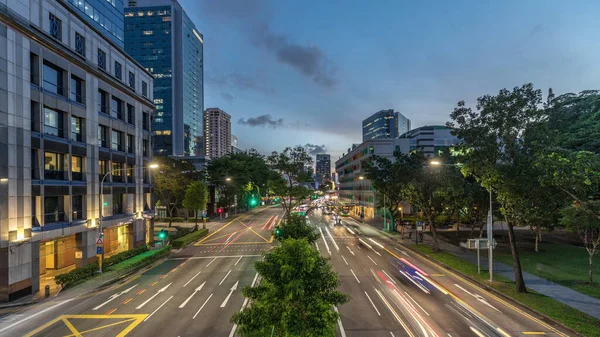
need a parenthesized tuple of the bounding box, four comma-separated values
(492, 242, 600, 300)
(409, 244, 600, 337)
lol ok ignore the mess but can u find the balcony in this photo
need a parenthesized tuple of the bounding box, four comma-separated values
(127, 175, 135, 184)
(44, 170, 65, 180)
(44, 211, 66, 224)
(72, 209, 84, 221)
(72, 172, 86, 181)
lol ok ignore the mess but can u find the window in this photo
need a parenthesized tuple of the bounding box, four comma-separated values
(30, 53, 40, 85)
(127, 134, 135, 154)
(142, 81, 147, 97)
(70, 75, 84, 104)
(143, 139, 149, 157)
(128, 71, 135, 89)
(126, 164, 135, 183)
(75, 32, 85, 56)
(142, 112, 149, 130)
(71, 116, 83, 142)
(110, 96, 123, 120)
(127, 104, 135, 125)
(97, 48, 106, 70)
(114, 61, 122, 80)
(98, 90, 108, 114)
(44, 196, 64, 223)
(113, 193, 123, 213)
(98, 125, 108, 148)
(112, 162, 124, 183)
(43, 62, 64, 96)
(72, 195, 84, 220)
(44, 107, 63, 137)
(44, 152, 64, 180)
(99, 159, 107, 182)
(72, 156, 84, 181)
(111, 130, 123, 152)
(49, 13, 61, 40)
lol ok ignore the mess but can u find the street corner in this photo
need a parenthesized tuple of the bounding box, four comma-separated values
(22, 314, 147, 337)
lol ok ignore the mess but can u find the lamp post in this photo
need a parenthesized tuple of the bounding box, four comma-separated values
(98, 163, 159, 273)
(430, 160, 494, 282)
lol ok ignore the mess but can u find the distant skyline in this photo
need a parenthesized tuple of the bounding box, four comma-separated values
(181, 0, 600, 159)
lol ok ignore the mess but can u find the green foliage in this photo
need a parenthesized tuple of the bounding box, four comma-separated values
(54, 263, 98, 287)
(232, 238, 348, 337)
(171, 229, 209, 248)
(183, 181, 209, 227)
(107, 245, 172, 273)
(103, 245, 149, 268)
(560, 204, 600, 284)
(153, 156, 199, 225)
(267, 146, 314, 216)
(276, 214, 319, 244)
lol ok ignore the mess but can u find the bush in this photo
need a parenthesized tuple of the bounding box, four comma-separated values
(106, 245, 172, 273)
(103, 245, 149, 268)
(55, 263, 98, 286)
(155, 217, 188, 223)
(172, 229, 209, 248)
(170, 227, 194, 241)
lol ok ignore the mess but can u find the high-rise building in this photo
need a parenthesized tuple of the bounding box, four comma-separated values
(315, 154, 331, 183)
(66, 0, 125, 47)
(231, 134, 242, 154)
(125, 0, 204, 156)
(399, 125, 458, 157)
(362, 109, 410, 142)
(0, 0, 154, 301)
(204, 108, 231, 158)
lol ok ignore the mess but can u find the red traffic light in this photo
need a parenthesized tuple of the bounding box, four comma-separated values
(218, 208, 223, 214)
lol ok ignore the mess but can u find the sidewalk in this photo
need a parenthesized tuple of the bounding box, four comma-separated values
(353, 215, 600, 320)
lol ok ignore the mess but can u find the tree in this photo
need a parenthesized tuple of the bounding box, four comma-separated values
(275, 214, 319, 244)
(153, 156, 197, 227)
(182, 181, 209, 230)
(232, 238, 348, 337)
(267, 146, 313, 217)
(560, 203, 600, 284)
(448, 83, 548, 293)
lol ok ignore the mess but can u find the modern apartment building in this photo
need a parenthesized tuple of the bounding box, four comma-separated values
(315, 154, 331, 184)
(362, 109, 410, 142)
(0, 0, 154, 301)
(399, 125, 458, 157)
(125, 0, 204, 156)
(203, 108, 231, 158)
(335, 139, 409, 219)
(65, 0, 125, 47)
(231, 134, 242, 154)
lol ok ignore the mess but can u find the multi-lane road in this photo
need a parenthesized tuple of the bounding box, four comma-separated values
(0, 205, 574, 337)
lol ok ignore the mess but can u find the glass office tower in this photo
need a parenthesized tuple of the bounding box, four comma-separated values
(362, 109, 410, 142)
(66, 0, 125, 47)
(125, 0, 204, 156)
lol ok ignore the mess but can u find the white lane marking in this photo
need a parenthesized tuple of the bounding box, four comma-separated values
(219, 270, 232, 285)
(319, 227, 331, 255)
(382, 270, 396, 284)
(393, 247, 409, 256)
(367, 255, 378, 266)
(454, 284, 501, 312)
(341, 255, 349, 266)
(230, 272, 259, 337)
(170, 255, 261, 260)
(350, 269, 360, 283)
(374, 250, 382, 256)
(93, 284, 138, 310)
(179, 282, 206, 308)
(206, 257, 218, 266)
(365, 291, 381, 316)
(370, 268, 382, 284)
(144, 295, 173, 322)
(315, 242, 320, 252)
(220, 281, 239, 308)
(135, 283, 172, 310)
(368, 238, 384, 249)
(183, 270, 202, 288)
(223, 232, 236, 244)
(333, 306, 346, 337)
(325, 227, 340, 251)
(470, 326, 486, 337)
(390, 333, 396, 337)
(374, 289, 415, 337)
(234, 256, 243, 266)
(346, 245, 355, 256)
(192, 294, 213, 319)
(0, 299, 74, 333)
(404, 291, 430, 316)
(250, 272, 259, 287)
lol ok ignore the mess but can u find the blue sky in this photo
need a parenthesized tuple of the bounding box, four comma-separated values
(181, 0, 600, 162)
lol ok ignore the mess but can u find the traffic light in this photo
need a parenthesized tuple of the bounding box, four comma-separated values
(217, 208, 223, 214)
(158, 229, 167, 240)
(250, 198, 257, 206)
(274, 227, 281, 237)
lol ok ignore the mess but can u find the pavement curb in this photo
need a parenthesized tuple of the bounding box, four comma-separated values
(399, 241, 585, 337)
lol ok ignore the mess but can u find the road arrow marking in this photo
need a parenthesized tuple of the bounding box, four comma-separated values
(93, 284, 138, 310)
(346, 245, 355, 256)
(220, 281, 239, 308)
(454, 284, 501, 312)
(179, 282, 206, 308)
(219, 270, 232, 285)
(135, 283, 172, 310)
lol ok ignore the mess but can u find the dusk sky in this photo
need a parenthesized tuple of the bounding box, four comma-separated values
(181, 0, 600, 161)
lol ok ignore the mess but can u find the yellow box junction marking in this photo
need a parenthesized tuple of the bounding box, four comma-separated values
(196, 217, 274, 245)
(23, 314, 147, 337)
(523, 333, 546, 335)
(196, 217, 240, 244)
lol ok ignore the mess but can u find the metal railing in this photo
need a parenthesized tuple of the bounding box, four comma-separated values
(44, 170, 65, 180)
(44, 211, 66, 224)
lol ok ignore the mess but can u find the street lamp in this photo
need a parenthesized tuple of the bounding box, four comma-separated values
(429, 160, 494, 282)
(225, 177, 231, 182)
(97, 163, 159, 273)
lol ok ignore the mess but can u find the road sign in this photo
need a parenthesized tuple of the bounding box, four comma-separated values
(75, 251, 82, 259)
(96, 237, 104, 245)
(417, 221, 423, 232)
(96, 246, 103, 254)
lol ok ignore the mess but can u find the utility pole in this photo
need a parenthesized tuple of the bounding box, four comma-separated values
(488, 189, 493, 282)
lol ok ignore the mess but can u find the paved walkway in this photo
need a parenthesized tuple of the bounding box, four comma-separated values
(350, 214, 600, 320)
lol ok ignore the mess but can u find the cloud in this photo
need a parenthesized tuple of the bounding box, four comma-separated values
(238, 114, 284, 128)
(207, 73, 276, 94)
(304, 143, 327, 155)
(221, 92, 234, 102)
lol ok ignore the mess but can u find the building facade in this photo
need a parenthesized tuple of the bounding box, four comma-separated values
(66, 0, 125, 47)
(362, 109, 410, 142)
(125, 0, 204, 156)
(203, 108, 231, 158)
(231, 134, 241, 154)
(315, 154, 330, 184)
(399, 125, 458, 157)
(0, 0, 154, 301)
(335, 139, 409, 219)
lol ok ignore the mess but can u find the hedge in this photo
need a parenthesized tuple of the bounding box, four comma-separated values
(172, 229, 209, 249)
(55, 245, 171, 287)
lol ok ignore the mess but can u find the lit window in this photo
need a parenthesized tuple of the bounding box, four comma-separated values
(146, 11, 154, 16)
(137, 11, 144, 16)
(162, 16, 171, 22)
(143, 30, 153, 35)
(125, 12, 134, 17)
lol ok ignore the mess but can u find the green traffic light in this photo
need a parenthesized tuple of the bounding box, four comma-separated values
(158, 230, 167, 240)
(250, 198, 257, 206)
